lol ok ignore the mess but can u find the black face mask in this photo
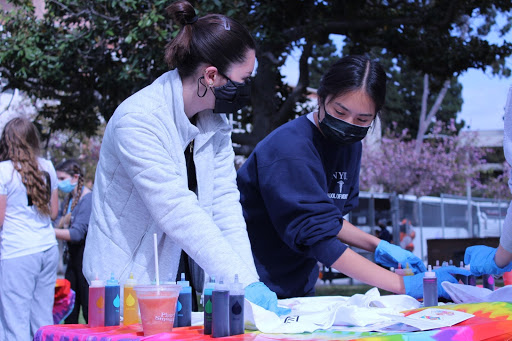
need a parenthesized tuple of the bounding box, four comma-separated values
(318, 109, 371, 145)
(212, 75, 251, 114)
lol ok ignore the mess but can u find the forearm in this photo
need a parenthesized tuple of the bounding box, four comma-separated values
(331, 248, 405, 294)
(337, 219, 381, 252)
(54, 228, 71, 241)
(495, 244, 512, 268)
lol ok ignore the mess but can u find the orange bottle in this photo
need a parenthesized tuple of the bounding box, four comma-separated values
(123, 273, 139, 325)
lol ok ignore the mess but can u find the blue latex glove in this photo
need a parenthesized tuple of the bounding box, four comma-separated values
(374, 240, 427, 273)
(245, 282, 291, 316)
(403, 266, 471, 300)
(464, 245, 512, 276)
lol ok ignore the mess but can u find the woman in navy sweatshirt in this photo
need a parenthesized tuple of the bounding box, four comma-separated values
(237, 55, 469, 300)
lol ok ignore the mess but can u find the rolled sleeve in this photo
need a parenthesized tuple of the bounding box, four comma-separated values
(311, 236, 348, 267)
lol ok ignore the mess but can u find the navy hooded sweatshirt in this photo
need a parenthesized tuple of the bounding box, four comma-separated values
(237, 114, 361, 298)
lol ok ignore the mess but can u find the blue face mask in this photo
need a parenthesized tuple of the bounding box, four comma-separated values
(58, 179, 77, 193)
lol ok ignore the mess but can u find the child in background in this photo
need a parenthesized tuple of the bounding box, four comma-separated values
(0, 117, 59, 340)
(54, 159, 92, 324)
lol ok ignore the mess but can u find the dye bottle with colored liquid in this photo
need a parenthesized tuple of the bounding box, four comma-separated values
(395, 263, 405, 276)
(203, 277, 216, 335)
(466, 265, 476, 286)
(483, 274, 495, 291)
(423, 265, 438, 307)
(433, 260, 441, 270)
(404, 263, 414, 276)
(455, 261, 468, 285)
(174, 273, 192, 327)
(105, 272, 120, 326)
(229, 274, 245, 336)
(88, 275, 105, 327)
(123, 273, 139, 325)
(212, 278, 230, 338)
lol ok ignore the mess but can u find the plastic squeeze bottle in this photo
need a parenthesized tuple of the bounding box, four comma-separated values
(212, 278, 230, 338)
(455, 261, 468, 285)
(229, 274, 245, 336)
(123, 273, 139, 325)
(466, 265, 476, 286)
(203, 276, 216, 335)
(105, 272, 120, 326)
(88, 275, 105, 327)
(483, 273, 495, 291)
(174, 273, 192, 327)
(433, 260, 441, 270)
(395, 263, 405, 276)
(404, 263, 414, 276)
(423, 265, 438, 307)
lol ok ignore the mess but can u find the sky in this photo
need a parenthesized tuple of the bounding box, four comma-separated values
(280, 20, 512, 132)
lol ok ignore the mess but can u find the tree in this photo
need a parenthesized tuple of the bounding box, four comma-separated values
(360, 120, 489, 197)
(1, 1, 511, 154)
(348, 47, 465, 139)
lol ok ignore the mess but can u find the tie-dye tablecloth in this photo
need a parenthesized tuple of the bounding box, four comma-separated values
(34, 301, 512, 341)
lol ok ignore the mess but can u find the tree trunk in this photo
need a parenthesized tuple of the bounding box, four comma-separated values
(415, 75, 451, 154)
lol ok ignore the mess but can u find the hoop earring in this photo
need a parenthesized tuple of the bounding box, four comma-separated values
(197, 76, 208, 98)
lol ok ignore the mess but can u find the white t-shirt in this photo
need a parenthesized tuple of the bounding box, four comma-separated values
(0, 157, 58, 260)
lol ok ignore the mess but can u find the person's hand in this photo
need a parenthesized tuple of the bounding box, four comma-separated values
(403, 266, 471, 300)
(245, 282, 291, 316)
(464, 245, 512, 276)
(374, 240, 426, 273)
(57, 213, 71, 229)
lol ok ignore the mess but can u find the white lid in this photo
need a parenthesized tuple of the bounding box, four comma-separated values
(91, 273, 105, 287)
(424, 264, 436, 278)
(215, 277, 228, 290)
(124, 273, 137, 286)
(230, 274, 244, 295)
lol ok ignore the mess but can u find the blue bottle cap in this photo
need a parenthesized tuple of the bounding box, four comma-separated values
(106, 272, 119, 286)
(177, 272, 190, 287)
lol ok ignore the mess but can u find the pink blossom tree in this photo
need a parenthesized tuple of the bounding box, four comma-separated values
(360, 120, 503, 198)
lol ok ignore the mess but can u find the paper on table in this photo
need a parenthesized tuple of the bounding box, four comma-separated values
(379, 308, 474, 331)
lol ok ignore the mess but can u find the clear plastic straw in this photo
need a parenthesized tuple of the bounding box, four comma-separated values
(153, 233, 160, 287)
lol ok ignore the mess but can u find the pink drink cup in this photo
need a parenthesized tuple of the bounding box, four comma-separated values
(134, 284, 180, 336)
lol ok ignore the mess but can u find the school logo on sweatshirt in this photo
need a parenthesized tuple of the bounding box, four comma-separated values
(328, 171, 348, 200)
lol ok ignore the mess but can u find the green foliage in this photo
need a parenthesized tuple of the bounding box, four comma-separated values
(0, 0, 511, 153)
(1, 0, 172, 136)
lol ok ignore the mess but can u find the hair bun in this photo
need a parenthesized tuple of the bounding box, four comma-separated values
(166, 0, 197, 27)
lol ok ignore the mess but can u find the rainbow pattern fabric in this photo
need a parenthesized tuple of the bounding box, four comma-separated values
(35, 302, 512, 341)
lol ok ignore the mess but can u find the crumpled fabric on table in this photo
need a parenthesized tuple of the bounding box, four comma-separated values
(442, 282, 512, 304)
(244, 287, 420, 333)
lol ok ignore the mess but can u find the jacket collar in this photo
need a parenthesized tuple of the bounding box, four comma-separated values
(163, 70, 232, 152)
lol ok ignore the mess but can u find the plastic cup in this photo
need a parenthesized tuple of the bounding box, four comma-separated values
(503, 270, 512, 286)
(134, 284, 180, 336)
